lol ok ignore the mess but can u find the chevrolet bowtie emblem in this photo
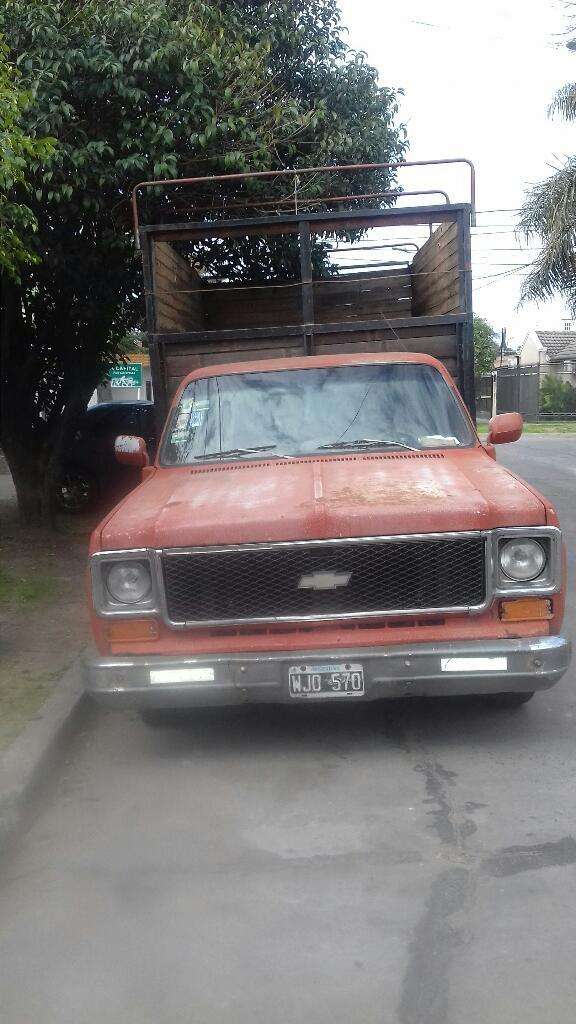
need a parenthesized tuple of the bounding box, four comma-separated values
(298, 571, 352, 590)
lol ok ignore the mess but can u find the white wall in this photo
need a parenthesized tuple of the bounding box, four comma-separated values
(519, 330, 546, 367)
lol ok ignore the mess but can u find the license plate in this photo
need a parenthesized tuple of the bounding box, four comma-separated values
(288, 663, 365, 699)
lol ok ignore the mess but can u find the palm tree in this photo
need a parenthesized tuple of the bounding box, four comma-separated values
(520, 11, 576, 309)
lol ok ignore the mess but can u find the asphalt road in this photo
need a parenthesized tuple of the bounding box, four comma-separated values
(1, 435, 576, 1024)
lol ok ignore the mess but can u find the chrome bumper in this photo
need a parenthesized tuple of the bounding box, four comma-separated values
(84, 636, 570, 708)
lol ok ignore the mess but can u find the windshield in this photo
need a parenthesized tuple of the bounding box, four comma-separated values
(161, 363, 475, 465)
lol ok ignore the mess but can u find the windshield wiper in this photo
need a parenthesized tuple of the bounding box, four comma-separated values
(193, 445, 293, 461)
(316, 437, 419, 453)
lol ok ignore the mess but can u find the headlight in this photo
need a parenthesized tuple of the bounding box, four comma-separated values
(499, 539, 547, 582)
(105, 561, 152, 604)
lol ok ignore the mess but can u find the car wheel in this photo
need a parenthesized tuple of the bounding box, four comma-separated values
(57, 469, 98, 513)
(484, 691, 535, 708)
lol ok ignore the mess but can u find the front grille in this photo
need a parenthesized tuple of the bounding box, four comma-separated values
(161, 535, 486, 625)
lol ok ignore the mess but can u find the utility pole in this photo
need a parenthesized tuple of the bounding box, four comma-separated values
(500, 326, 507, 367)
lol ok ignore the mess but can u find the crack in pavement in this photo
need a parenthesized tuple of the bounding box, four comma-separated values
(482, 835, 576, 877)
(395, 722, 576, 1024)
(414, 761, 477, 851)
(396, 732, 482, 1024)
(397, 866, 472, 1024)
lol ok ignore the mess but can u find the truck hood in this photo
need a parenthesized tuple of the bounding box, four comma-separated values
(99, 449, 546, 551)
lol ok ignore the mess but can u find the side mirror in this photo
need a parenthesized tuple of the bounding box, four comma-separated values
(114, 435, 150, 468)
(486, 412, 523, 445)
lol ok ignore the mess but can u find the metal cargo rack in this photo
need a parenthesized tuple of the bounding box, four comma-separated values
(131, 160, 476, 424)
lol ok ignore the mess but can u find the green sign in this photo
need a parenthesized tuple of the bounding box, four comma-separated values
(109, 363, 142, 388)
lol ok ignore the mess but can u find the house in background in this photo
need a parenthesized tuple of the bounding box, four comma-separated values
(493, 346, 518, 369)
(518, 324, 576, 386)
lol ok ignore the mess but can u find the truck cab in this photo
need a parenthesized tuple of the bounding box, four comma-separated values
(85, 164, 570, 711)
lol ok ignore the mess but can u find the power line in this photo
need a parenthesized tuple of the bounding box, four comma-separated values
(473, 266, 530, 290)
(471, 246, 540, 251)
(472, 223, 525, 229)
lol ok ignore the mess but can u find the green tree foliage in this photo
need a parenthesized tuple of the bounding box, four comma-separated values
(473, 315, 498, 375)
(232, 1, 405, 172)
(177, 0, 408, 283)
(520, 4, 576, 309)
(0, 40, 53, 278)
(539, 374, 576, 416)
(0, 0, 406, 523)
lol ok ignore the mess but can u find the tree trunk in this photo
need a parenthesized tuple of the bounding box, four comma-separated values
(40, 449, 59, 526)
(40, 432, 67, 526)
(4, 428, 79, 527)
(0, 274, 46, 525)
(2, 388, 99, 526)
(1, 271, 108, 526)
(2, 438, 45, 526)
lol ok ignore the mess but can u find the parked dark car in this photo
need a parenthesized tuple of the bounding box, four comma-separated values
(57, 401, 156, 512)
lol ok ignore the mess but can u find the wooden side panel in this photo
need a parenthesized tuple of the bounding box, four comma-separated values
(201, 266, 412, 331)
(312, 322, 458, 377)
(313, 268, 412, 323)
(203, 283, 301, 329)
(163, 336, 304, 401)
(411, 222, 461, 316)
(153, 241, 203, 332)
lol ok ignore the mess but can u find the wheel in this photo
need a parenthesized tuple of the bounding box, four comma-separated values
(484, 691, 535, 708)
(56, 469, 98, 512)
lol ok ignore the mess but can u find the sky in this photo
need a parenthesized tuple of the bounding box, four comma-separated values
(337, 0, 576, 349)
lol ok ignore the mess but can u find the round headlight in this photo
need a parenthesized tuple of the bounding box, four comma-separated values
(499, 539, 546, 582)
(106, 561, 152, 604)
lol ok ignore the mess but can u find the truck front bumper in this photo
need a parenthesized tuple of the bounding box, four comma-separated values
(85, 636, 570, 708)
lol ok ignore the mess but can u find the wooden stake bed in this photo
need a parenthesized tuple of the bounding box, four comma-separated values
(137, 195, 474, 425)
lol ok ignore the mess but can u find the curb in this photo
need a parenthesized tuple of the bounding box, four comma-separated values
(0, 661, 88, 851)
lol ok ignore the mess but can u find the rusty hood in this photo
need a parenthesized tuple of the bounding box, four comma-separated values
(98, 448, 546, 551)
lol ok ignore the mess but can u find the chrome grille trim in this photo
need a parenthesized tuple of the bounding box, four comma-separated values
(158, 531, 491, 628)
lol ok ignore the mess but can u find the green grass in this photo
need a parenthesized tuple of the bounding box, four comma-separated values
(0, 665, 65, 751)
(0, 565, 58, 606)
(0, 566, 63, 750)
(0, 670, 53, 749)
(477, 421, 576, 434)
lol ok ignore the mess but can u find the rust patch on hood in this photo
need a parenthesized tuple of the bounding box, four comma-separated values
(325, 481, 449, 507)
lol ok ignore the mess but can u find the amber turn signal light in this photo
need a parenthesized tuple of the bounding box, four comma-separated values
(499, 598, 552, 622)
(106, 618, 159, 642)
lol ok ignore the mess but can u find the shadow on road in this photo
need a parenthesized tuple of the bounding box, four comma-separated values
(131, 690, 563, 762)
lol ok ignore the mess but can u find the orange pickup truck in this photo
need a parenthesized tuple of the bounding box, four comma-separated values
(85, 164, 570, 713)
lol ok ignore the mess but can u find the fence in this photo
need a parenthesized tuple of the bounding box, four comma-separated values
(475, 364, 559, 422)
(475, 373, 494, 419)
